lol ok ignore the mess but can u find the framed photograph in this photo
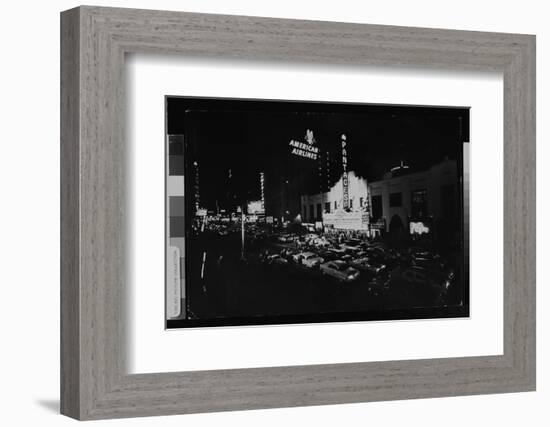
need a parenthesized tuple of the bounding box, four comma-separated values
(61, 6, 535, 420)
(165, 97, 470, 329)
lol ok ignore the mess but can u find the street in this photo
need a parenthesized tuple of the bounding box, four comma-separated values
(181, 221, 465, 327)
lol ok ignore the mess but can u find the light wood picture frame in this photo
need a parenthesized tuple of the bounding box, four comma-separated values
(60, 5, 536, 420)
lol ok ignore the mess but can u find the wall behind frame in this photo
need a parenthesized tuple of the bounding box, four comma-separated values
(0, 1, 545, 427)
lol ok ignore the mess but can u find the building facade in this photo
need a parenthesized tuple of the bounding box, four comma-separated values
(369, 158, 458, 233)
(300, 158, 459, 236)
(300, 171, 371, 231)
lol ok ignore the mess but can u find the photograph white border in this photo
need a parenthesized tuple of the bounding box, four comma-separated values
(126, 54, 503, 374)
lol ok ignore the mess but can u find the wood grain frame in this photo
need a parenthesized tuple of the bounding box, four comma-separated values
(60, 6, 536, 420)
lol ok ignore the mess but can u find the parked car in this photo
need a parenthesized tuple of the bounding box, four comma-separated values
(350, 257, 387, 275)
(320, 260, 360, 282)
(340, 239, 363, 252)
(279, 248, 297, 259)
(411, 253, 445, 271)
(393, 264, 454, 290)
(276, 234, 290, 243)
(292, 251, 324, 268)
(408, 246, 436, 260)
(328, 246, 348, 257)
(341, 254, 354, 262)
(308, 236, 331, 247)
(317, 249, 339, 262)
(266, 254, 289, 267)
(363, 246, 386, 261)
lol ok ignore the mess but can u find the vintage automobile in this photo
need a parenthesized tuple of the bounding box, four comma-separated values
(276, 234, 297, 243)
(340, 239, 363, 252)
(279, 248, 298, 260)
(316, 249, 340, 262)
(411, 253, 446, 271)
(327, 246, 348, 257)
(350, 257, 387, 275)
(393, 264, 454, 291)
(308, 236, 331, 248)
(266, 254, 289, 267)
(320, 260, 360, 282)
(292, 251, 324, 268)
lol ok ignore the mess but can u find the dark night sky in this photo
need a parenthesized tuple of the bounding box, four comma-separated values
(167, 96, 469, 211)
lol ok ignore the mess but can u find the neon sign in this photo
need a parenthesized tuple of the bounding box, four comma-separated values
(260, 172, 265, 211)
(289, 129, 319, 160)
(410, 221, 430, 235)
(341, 134, 349, 209)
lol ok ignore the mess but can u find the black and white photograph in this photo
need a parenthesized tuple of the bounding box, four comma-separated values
(166, 97, 469, 328)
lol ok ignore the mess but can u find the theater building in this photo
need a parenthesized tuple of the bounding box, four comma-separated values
(300, 171, 371, 231)
(300, 158, 459, 236)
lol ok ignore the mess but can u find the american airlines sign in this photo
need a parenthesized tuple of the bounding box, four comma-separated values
(289, 129, 319, 160)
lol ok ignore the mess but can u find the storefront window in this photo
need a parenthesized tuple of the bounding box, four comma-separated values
(411, 189, 428, 219)
(371, 195, 382, 220)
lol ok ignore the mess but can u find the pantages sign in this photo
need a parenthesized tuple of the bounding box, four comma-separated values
(341, 134, 349, 209)
(289, 129, 319, 160)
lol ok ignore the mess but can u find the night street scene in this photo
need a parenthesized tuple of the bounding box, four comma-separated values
(166, 96, 469, 329)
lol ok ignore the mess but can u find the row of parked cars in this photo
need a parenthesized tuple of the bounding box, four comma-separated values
(261, 237, 395, 283)
(260, 234, 456, 301)
(202, 222, 455, 295)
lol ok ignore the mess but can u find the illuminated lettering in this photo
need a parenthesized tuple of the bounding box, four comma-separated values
(289, 138, 318, 160)
(341, 134, 349, 209)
